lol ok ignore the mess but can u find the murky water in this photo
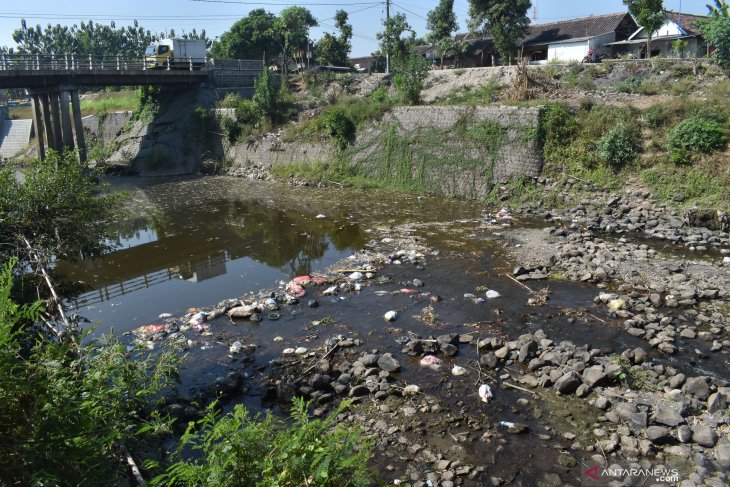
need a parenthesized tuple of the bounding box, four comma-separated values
(55, 176, 484, 333)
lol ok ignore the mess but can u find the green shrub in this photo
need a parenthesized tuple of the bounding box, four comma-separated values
(644, 106, 668, 128)
(320, 107, 356, 150)
(253, 69, 281, 119)
(370, 86, 389, 103)
(235, 99, 262, 126)
(393, 55, 431, 105)
(220, 116, 240, 143)
(218, 93, 241, 109)
(615, 76, 646, 94)
(149, 398, 372, 487)
(667, 115, 727, 164)
(596, 122, 643, 169)
(539, 102, 578, 154)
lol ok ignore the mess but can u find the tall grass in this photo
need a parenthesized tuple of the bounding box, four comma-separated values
(79, 90, 139, 115)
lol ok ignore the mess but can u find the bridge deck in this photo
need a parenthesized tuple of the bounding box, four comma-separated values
(0, 69, 211, 89)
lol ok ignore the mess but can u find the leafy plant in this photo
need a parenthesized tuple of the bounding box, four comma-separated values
(235, 99, 262, 126)
(392, 54, 431, 105)
(252, 69, 282, 120)
(149, 398, 372, 487)
(320, 107, 356, 150)
(596, 122, 643, 169)
(666, 115, 727, 163)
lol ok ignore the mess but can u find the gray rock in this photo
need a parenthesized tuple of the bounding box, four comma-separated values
(377, 353, 400, 372)
(677, 425, 693, 443)
(554, 371, 581, 395)
(479, 353, 498, 369)
(653, 404, 686, 427)
(629, 412, 648, 429)
(691, 425, 718, 448)
(582, 366, 609, 388)
(440, 344, 459, 356)
(646, 426, 671, 444)
(669, 373, 686, 389)
(707, 392, 727, 414)
(348, 385, 369, 397)
(715, 443, 730, 470)
(361, 354, 379, 367)
(684, 377, 711, 400)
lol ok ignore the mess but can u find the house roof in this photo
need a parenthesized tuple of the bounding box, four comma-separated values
(522, 12, 633, 46)
(663, 11, 706, 36)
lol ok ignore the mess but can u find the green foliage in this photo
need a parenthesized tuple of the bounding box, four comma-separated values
(210, 9, 278, 60)
(700, 12, 730, 69)
(596, 122, 643, 169)
(321, 108, 356, 150)
(615, 76, 659, 94)
(149, 398, 372, 487)
(0, 260, 179, 485)
(253, 69, 282, 120)
(80, 90, 139, 115)
(8, 18, 209, 57)
(132, 86, 161, 122)
(218, 93, 242, 109)
(467, 0, 531, 64)
(0, 150, 119, 272)
(235, 99, 262, 126)
(623, 0, 665, 57)
(220, 116, 240, 143)
(393, 55, 431, 105)
(666, 115, 727, 163)
(376, 13, 415, 69)
(440, 80, 502, 105)
(642, 166, 730, 208)
(427, 0, 459, 67)
(314, 10, 352, 66)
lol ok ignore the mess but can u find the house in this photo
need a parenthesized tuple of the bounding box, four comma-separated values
(606, 11, 709, 58)
(520, 12, 638, 64)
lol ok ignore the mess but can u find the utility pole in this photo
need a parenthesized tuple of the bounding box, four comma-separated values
(385, 0, 390, 74)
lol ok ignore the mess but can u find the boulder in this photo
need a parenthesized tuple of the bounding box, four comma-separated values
(554, 371, 581, 395)
(377, 353, 401, 372)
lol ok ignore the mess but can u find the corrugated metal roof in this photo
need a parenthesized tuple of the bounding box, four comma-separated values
(523, 12, 633, 46)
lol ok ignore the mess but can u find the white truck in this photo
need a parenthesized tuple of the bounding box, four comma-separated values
(145, 39, 207, 70)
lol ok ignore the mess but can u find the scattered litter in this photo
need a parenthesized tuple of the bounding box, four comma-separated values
(294, 347, 308, 354)
(187, 307, 200, 313)
(451, 365, 467, 376)
(189, 313, 206, 326)
(608, 299, 626, 312)
(158, 313, 173, 319)
(499, 421, 515, 428)
(136, 324, 167, 335)
(315, 214, 326, 219)
(412, 279, 424, 287)
(282, 348, 296, 355)
(228, 304, 259, 320)
(349, 272, 364, 281)
(323, 285, 338, 296)
(268, 312, 280, 321)
(400, 289, 418, 294)
(478, 384, 494, 403)
(273, 336, 283, 342)
(229, 341, 244, 354)
(485, 290, 501, 299)
(724, 257, 730, 264)
(476, 298, 486, 304)
(354, 283, 362, 292)
(292, 275, 312, 285)
(384, 310, 398, 322)
(403, 384, 421, 395)
(286, 281, 306, 297)
(419, 355, 442, 367)
(464, 293, 476, 299)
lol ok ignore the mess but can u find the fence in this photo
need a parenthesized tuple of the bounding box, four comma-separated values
(0, 53, 210, 72)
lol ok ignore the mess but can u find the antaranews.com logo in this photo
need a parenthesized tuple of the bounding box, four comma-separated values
(581, 461, 682, 485)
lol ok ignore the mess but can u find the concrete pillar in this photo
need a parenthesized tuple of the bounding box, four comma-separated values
(59, 90, 75, 151)
(41, 93, 56, 152)
(48, 92, 63, 152)
(31, 94, 46, 160)
(70, 90, 86, 162)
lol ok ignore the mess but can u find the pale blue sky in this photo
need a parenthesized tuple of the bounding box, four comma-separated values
(0, 0, 713, 57)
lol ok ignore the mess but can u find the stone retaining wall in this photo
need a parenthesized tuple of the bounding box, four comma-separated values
(82, 111, 133, 144)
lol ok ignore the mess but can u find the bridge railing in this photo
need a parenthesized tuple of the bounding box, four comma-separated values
(0, 53, 211, 72)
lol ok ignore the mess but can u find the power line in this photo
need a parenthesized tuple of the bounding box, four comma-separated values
(390, 2, 427, 22)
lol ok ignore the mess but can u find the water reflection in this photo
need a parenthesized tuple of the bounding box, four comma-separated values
(55, 183, 368, 331)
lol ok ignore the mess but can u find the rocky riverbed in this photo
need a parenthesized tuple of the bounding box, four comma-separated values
(123, 176, 729, 486)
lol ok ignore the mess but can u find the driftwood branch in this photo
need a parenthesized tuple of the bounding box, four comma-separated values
(122, 445, 145, 485)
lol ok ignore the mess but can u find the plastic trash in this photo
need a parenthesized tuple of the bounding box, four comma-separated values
(451, 365, 467, 376)
(273, 336, 283, 342)
(384, 310, 398, 322)
(229, 341, 244, 354)
(349, 272, 364, 281)
(282, 348, 296, 355)
(189, 313, 206, 326)
(403, 384, 421, 395)
(158, 313, 173, 319)
(485, 290, 501, 299)
(292, 275, 312, 285)
(608, 299, 626, 312)
(354, 283, 362, 292)
(400, 289, 418, 294)
(499, 421, 515, 428)
(286, 282, 306, 297)
(268, 312, 280, 321)
(478, 384, 493, 403)
(464, 293, 477, 299)
(323, 285, 338, 296)
(136, 324, 167, 335)
(294, 346, 308, 354)
(724, 257, 730, 264)
(315, 214, 326, 219)
(419, 355, 442, 367)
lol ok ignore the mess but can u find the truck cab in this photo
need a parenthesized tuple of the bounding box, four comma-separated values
(145, 40, 174, 69)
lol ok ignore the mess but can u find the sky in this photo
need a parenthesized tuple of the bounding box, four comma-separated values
(0, 0, 715, 58)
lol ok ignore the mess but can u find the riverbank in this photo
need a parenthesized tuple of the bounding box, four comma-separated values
(125, 176, 729, 485)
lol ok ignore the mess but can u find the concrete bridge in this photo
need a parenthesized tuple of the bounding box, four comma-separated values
(0, 54, 262, 161)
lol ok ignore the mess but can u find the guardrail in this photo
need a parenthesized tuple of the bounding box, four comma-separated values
(0, 54, 210, 72)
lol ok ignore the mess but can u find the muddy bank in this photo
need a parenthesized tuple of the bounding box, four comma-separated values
(130, 189, 728, 486)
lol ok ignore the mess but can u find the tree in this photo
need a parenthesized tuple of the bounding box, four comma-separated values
(376, 13, 415, 70)
(210, 9, 278, 60)
(427, 0, 459, 68)
(624, 0, 665, 58)
(701, 0, 730, 68)
(393, 55, 431, 104)
(468, 0, 532, 65)
(272, 6, 318, 75)
(314, 10, 352, 66)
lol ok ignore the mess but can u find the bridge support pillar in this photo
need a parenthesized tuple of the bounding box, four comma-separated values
(30, 94, 45, 160)
(27, 88, 86, 162)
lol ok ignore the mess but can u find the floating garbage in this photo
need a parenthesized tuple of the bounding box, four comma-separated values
(724, 257, 730, 264)
(451, 365, 467, 376)
(158, 313, 173, 319)
(189, 313, 206, 326)
(464, 293, 477, 300)
(286, 281, 306, 297)
(403, 384, 421, 395)
(292, 275, 312, 285)
(273, 336, 283, 342)
(419, 355, 442, 367)
(229, 341, 244, 354)
(478, 384, 494, 403)
(384, 310, 398, 322)
(294, 347, 308, 354)
(323, 285, 338, 296)
(227, 304, 259, 319)
(315, 214, 326, 219)
(349, 272, 364, 281)
(136, 324, 167, 335)
(282, 348, 296, 355)
(268, 312, 280, 321)
(400, 288, 418, 294)
(354, 283, 362, 292)
(608, 299, 626, 312)
(499, 421, 515, 428)
(485, 290, 501, 299)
